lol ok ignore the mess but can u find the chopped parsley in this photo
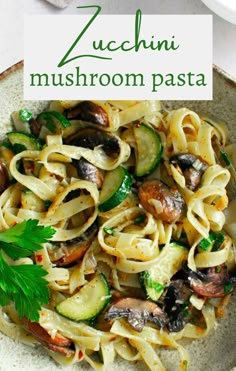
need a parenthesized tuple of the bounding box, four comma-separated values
(19, 109, 32, 122)
(103, 227, 116, 235)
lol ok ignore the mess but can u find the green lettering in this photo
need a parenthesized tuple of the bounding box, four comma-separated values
(99, 74, 110, 86)
(125, 73, 144, 86)
(177, 73, 186, 86)
(152, 73, 163, 92)
(112, 74, 123, 86)
(58, 5, 111, 68)
(52, 73, 64, 86)
(165, 73, 175, 86)
(196, 73, 207, 86)
(187, 72, 195, 86)
(90, 73, 98, 86)
(76, 66, 88, 86)
(120, 40, 134, 51)
(30, 73, 49, 87)
(135, 9, 148, 51)
(134, 10, 179, 52)
(65, 73, 74, 86)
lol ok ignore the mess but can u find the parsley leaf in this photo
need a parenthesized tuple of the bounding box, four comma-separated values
(0, 219, 55, 321)
(0, 219, 55, 255)
(0, 241, 34, 260)
(0, 254, 50, 322)
(0, 287, 11, 306)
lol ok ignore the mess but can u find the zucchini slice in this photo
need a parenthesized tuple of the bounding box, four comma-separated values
(56, 273, 110, 321)
(7, 132, 41, 152)
(98, 166, 132, 212)
(133, 123, 162, 177)
(140, 241, 188, 301)
(37, 111, 71, 133)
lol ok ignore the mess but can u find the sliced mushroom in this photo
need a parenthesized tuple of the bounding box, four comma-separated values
(104, 297, 167, 332)
(65, 127, 120, 156)
(66, 127, 119, 186)
(138, 179, 186, 223)
(187, 264, 236, 298)
(50, 240, 91, 267)
(163, 279, 192, 332)
(0, 160, 9, 194)
(170, 153, 208, 191)
(76, 158, 103, 188)
(49, 222, 98, 266)
(22, 318, 72, 348)
(66, 101, 109, 127)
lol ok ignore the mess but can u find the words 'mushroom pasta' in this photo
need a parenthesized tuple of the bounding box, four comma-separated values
(0, 100, 235, 370)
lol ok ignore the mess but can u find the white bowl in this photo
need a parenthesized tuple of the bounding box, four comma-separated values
(201, 0, 236, 24)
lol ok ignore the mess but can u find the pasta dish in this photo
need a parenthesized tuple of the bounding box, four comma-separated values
(0, 100, 235, 370)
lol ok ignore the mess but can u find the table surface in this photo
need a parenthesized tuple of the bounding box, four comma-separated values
(0, 0, 236, 79)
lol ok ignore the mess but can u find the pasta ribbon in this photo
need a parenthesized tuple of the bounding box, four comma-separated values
(98, 207, 159, 261)
(39, 140, 130, 172)
(167, 108, 201, 153)
(187, 185, 227, 238)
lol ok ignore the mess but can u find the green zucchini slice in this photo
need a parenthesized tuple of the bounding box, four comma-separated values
(56, 273, 110, 321)
(7, 132, 41, 153)
(140, 241, 188, 301)
(133, 123, 162, 177)
(37, 110, 71, 133)
(98, 166, 132, 212)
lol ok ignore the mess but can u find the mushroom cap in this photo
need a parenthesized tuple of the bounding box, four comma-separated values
(66, 101, 109, 127)
(138, 179, 185, 223)
(188, 265, 236, 298)
(65, 127, 120, 156)
(170, 153, 208, 191)
(105, 297, 167, 332)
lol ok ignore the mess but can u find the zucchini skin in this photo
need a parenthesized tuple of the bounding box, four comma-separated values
(133, 123, 163, 177)
(98, 166, 132, 212)
(140, 241, 188, 301)
(37, 111, 71, 132)
(7, 131, 41, 152)
(56, 273, 110, 322)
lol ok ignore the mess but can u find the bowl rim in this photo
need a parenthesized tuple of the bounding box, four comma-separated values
(201, 0, 236, 25)
(0, 60, 24, 81)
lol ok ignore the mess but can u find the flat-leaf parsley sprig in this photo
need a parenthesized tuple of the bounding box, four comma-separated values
(0, 219, 55, 322)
